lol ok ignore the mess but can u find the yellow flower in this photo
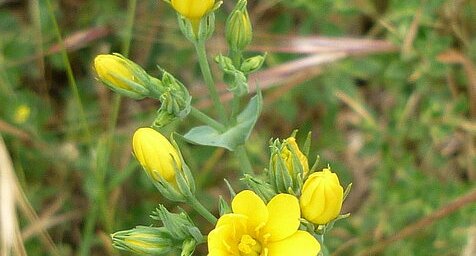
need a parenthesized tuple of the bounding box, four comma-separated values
(208, 190, 320, 256)
(300, 168, 344, 225)
(94, 54, 150, 99)
(170, 0, 215, 21)
(14, 105, 31, 124)
(132, 127, 182, 184)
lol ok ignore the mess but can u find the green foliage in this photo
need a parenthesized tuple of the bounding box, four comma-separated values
(1, 0, 475, 255)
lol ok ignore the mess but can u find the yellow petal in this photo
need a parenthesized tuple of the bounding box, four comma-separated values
(267, 230, 320, 256)
(209, 214, 248, 255)
(262, 194, 300, 242)
(313, 184, 343, 224)
(300, 181, 325, 222)
(231, 190, 268, 235)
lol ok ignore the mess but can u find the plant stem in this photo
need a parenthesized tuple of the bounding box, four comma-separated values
(194, 41, 228, 123)
(190, 107, 226, 132)
(235, 145, 254, 175)
(228, 48, 242, 124)
(186, 194, 218, 225)
(46, 0, 91, 143)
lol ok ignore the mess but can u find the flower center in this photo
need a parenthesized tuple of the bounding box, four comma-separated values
(238, 234, 262, 256)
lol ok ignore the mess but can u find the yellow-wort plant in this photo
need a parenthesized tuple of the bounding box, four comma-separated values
(93, 0, 352, 255)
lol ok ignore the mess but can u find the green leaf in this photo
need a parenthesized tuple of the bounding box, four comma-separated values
(183, 93, 262, 150)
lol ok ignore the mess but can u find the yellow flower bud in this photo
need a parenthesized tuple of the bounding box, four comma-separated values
(170, 0, 215, 21)
(132, 127, 182, 184)
(300, 168, 344, 225)
(283, 137, 309, 177)
(94, 54, 150, 99)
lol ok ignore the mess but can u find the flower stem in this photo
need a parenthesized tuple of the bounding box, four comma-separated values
(235, 145, 254, 175)
(186, 194, 217, 225)
(194, 41, 228, 123)
(190, 107, 226, 132)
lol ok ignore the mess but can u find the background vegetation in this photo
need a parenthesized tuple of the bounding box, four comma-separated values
(1, 0, 475, 255)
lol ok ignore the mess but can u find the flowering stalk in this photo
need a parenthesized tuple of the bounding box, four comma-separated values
(194, 41, 227, 123)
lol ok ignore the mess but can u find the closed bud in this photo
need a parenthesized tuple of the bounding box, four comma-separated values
(226, 0, 252, 51)
(111, 226, 179, 255)
(132, 128, 181, 184)
(269, 136, 309, 194)
(282, 137, 309, 177)
(300, 168, 344, 225)
(93, 54, 153, 99)
(240, 54, 266, 74)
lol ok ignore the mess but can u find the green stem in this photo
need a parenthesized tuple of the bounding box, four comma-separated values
(235, 145, 254, 175)
(190, 107, 226, 132)
(230, 95, 241, 124)
(194, 41, 228, 123)
(45, 0, 91, 143)
(228, 48, 242, 124)
(186, 194, 217, 225)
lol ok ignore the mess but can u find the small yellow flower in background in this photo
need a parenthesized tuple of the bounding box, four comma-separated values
(14, 105, 31, 124)
(170, 0, 215, 21)
(94, 54, 150, 99)
(132, 127, 182, 184)
(208, 190, 320, 256)
(300, 168, 344, 225)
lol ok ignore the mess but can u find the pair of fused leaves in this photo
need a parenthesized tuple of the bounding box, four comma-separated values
(182, 92, 262, 151)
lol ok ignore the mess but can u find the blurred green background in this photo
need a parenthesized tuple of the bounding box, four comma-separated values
(1, 0, 475, 255)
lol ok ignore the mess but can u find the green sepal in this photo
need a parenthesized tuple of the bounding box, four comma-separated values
(151, 205, 203, 243)
(218, 196, 232, 216)
(241, 174, 276, 202)
(182, 92, 262, 151)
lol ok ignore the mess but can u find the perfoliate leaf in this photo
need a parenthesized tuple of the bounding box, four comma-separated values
(183, 93, 262, 150)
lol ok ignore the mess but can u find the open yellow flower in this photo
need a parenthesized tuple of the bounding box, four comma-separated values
(132, 127, 182, 184)
(208, 190, 320, 256)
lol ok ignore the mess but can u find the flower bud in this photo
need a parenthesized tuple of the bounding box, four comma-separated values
(111, 226, 179, 255)
(282, 137, 309, 177)
(300, 168, 344, 225)
(269, 136, 309, 194)
(171, 0, 215, 21)
(226, 0, 252, 51)
(132, 127, 181, 184)
(241, 54, 266, 74)
(93, 54, 152, 99)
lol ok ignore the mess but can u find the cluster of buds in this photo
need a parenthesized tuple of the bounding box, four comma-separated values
(245, 133, 349, 231)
